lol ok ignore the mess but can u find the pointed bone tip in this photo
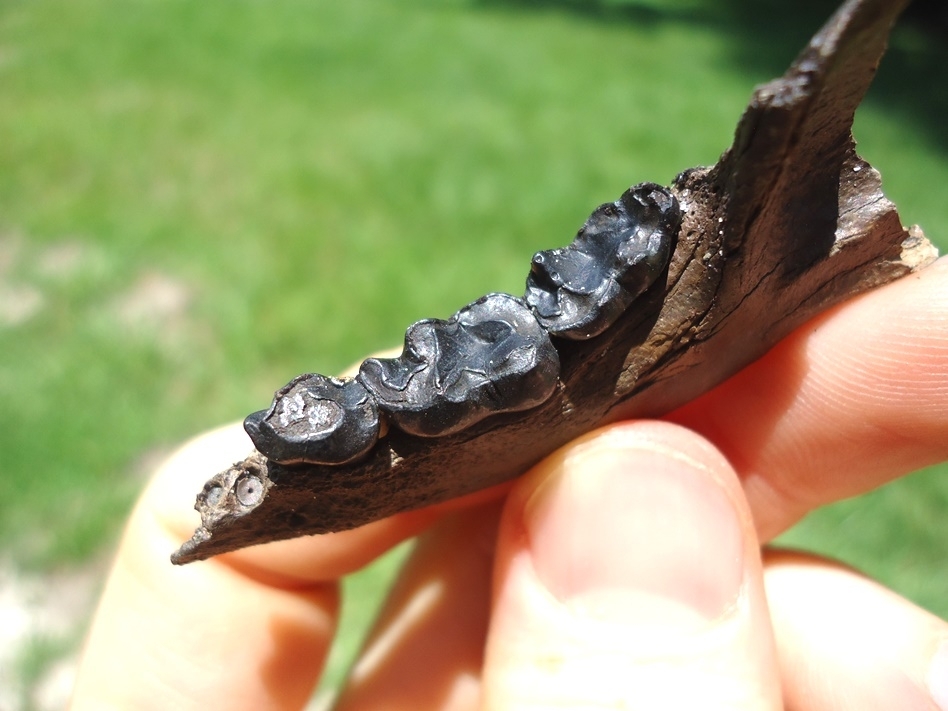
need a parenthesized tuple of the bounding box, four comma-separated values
(170, 521, 260, 565)
(170, 527, 212, 565)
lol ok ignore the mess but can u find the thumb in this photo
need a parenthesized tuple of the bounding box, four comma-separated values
(482, 421, 781, 711)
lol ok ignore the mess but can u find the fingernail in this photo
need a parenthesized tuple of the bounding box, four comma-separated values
(930, 640, 948, 711)
(524, 436, 745, 630)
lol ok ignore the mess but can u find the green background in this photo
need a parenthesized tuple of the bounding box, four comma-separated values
(1, 0, 945, 703)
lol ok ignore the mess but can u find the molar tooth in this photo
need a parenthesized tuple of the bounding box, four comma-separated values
(525, 182, 681, 340)
(358, 292, 559, 437)
(243, 373, 379, 465)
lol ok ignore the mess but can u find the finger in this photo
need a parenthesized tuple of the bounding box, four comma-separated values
(70, 423, 501, 710)
(334, 502, 501, 711)
(763, 549, 948, 711)
(669, 256, 948, 540)
(71, 423, 340, 711)
(483, 421, 781, 710)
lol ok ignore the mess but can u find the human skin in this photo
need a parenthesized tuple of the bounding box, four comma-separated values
(70, 257, 948, 711)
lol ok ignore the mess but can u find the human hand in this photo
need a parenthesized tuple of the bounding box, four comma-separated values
(70, 258, 948, 710)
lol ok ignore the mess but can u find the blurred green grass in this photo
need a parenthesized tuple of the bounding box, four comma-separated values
(1, 0, 945, 694)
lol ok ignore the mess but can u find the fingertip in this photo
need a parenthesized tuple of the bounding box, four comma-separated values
(670, 256, 948, 540)
(930, 641, 948, 711)
(504, 421, 742, 520)
(763, 548, 948, 711)
(484, 421, 781, 709)
(72, 422, 368, 710)
(520, 421, 748, 630)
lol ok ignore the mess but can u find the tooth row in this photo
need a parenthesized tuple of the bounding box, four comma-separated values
(244, 183, 681, 466)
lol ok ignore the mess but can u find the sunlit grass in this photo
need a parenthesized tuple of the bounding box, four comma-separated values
(0, 0, 945, 698)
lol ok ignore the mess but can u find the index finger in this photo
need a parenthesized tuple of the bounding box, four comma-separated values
(669, 256, 948, 541)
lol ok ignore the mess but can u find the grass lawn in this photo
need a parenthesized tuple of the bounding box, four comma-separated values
(1, 0, 946, 703)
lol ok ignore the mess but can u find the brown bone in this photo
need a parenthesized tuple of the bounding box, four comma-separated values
(173, 0, 937, 565)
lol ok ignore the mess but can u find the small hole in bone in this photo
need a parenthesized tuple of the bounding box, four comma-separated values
(235, 474, 264, 506)
(204, 484, 224, 507)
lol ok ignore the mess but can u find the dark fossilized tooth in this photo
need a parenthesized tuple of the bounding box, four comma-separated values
(358, 292, 560, 437)
(525, 182, 682, 340)
(243, 373, 380, 465)
(171, 0, 929, 567)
